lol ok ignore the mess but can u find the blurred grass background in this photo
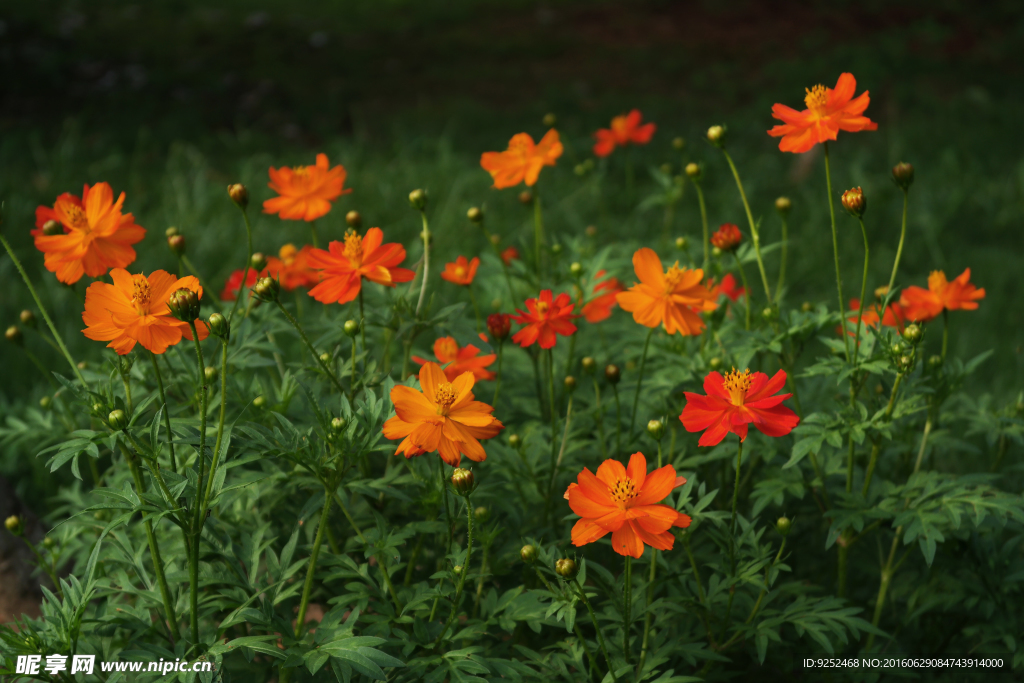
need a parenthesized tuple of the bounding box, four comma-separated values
(1, 0, 1022, 419)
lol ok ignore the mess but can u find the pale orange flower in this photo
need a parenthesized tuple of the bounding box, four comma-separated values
(265, 244, 321, 291)
(616, 248, 716, 336)
(480, 130, 563, 189)
(34, 183, 146, 285)
(581, 270, 624, 323)
(306, 228, 415, 304)
(593, 109, 656, 157)
(382, 362, 504, 467)
(413, 337, 496, 382)
(768, 73, 878, 153)
(82, 269, 209, 355)
(263, 153, 351, 221)
(899, 268, 985, 323)
(440, 256, 480, 286)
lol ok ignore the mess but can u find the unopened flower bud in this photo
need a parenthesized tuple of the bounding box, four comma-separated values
(167, 288, 201, 322)
(604, 364, 620, 385)
(343, 319, 359, 338)
(253, 395, 266, 408)
(841, 187, 867, 218)
(450, 468, 475, 496)
(659, 163, 672, 175)
(555, 558, 578, 579)
(331, 417, 346, 433)
(581, 357, 596, 374)
(486, 313, 512, 341)
(474, 506, 489, 523)
(251, 252, 268, 272)
(585, 225, 597, 238)
(78, 361, 88, 370)
(5, 325, 22, 346)
(775, 196, 791, 215)
(706, 125, 726, 147)
(647, 419, 665, 440)
(108, 409, 128, 431)
(543, 112, 557, 127)
(897, 354, 915, 373)
(518, 190, 533, 205)
(467, 206, 483, 224)
(408, 188, 428, 210)
(711, 246, 722, 258)
(42, 536, 56, 549)
(801, 301, 813, 313)
(207, 312, 229, 340)
(892, 162, 915, 190)
(490, 298, 502, 310)
(165, 226, 179, 238)
(685, 162, 701, 180)
(4, 515, 22, 535)
(520, 544, 538, 563)
(776, 516, 792, 536)
(227, 183, 249, 209)
(252, 276, 280, 302)
(42, 219, 62, 236)
(874, 285, 890, 300)
(509, 434, 522, 449)
(672, 137, 685, 151)
(204, 366, 218, 382)
(319, 352, 331, 364)
(709, 357, 722, 370)
(345, 210, 362, 228)
(569, 262, 582, 277)
(39, 396, 52, 410)
(762, 306, 777, 322)
(674, 236, 687, 250)
(927, 355, 943, 369)
(551, 244, 563, 255)
(902, 323, 922, 343)
(91, 402, 104, 415)
(453, 565, 463, 575)
(19, 310, 36, 328)
(564, 376, 577, 393)
(710, 223, 742, 252)
(574, 163, 588, 177)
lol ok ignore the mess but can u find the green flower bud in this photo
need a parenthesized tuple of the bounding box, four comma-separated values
(775, 196, 791, 215)
(892, 162, 914, 191)
(42, 536, 57, 549)
(518, 190, 533, 205)
(581, 357, 596, 374)
(659, 163, 672, 175)
(343, 319, 360, 338)
(685, 162, 701, 181)
(167, 288, 201, 323)
(674, 236, 687, 250)
(542, 112, 557, 127)
(555, 558, 578, 579)
(509, 434, 522, 449)
(706, 125, 726, 147)
(251, 252, 268, 272)
(776, 516, 792, 536)
(709, 357, 722, 371)
(204, 366, 218, 382)
(253, 395, 266, 409)
(902, 323, 922, 343)
(474, 506, 489, 523)
(227, 183, 249, 209)
(108, 409, 128, 431)
(550, 243, 562, 256)
(520, 544, 538, 564)
(42, 219, 62, 236)
(319, 352, 332, 364)
(165, 226, 179, 238)
(167, 234, 186, 256)
(569, 262, 583, 277)
(346, 210, 362, 228)
(647, 419, 665, 441)
(5, 325, 22, 346)
(207, 312, 230, 340)
(39, 396, 52, 410)
(451, 468, 475, 497)
(672, 137, 685, 151)
(5, 515, 22, 535)
(564, 376, 577, 393)
(467, 207, 483, 224)
(408, 188, 428, 210)
(252, 276, 280, 302)
(19, 310, 36, 328)
(801, 301, 813, 313)
(604, 364, 621, 385)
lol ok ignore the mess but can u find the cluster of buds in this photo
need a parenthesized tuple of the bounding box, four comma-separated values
(573, 159, 595, 176)
(167, 288, 201, 323)
(841, 187, 867, 218)
(486, 313, 512, 342)
(450, 468, 475, 497)
(252, 276, 280, 302)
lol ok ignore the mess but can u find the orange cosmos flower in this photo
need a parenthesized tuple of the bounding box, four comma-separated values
(768, 73, 878, 153)
(616, 248, 716, 336)
(440, 256, 480, 286)
(221, 267, 261, 301)
(564, 452, 691, 558)
(899, 268, 985, 323)
(581, 270, 624, 323)
(841, 298, 906, 335)
(511, 290, 577, 349)
(592, 109, 657, 158)
(681, 369, 799, 447)
(33, 183, 146, 285)
(382, 361, 504, 467)
(480, 130, 563, 189)
(82, 269, 209, 355)
(265, 244, 321, 291)
(710, 223, 743, 252)
(306, 228, 415, 305)
(413, 336, 496, 382)
(501, 246, 520, 266)
(263, 153, 351, 221)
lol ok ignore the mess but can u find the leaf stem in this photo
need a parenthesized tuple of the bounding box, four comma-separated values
(150, 352, 178, 472)
(721, 149, 772, 304)
(823, 143, 851, 363)
(572, 577, 618, 682)
(274, 301, 347, 394)
(886, 189, 909, 294)
(434, 493, 474, 647)
(629, 327, 655, 436)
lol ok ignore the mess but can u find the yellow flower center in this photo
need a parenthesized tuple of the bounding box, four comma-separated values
(804, 84, 828, 114)
(454, 266, 466, 279)
(610, 477, 639, 505)
(131, 278, 151, 314)
(434, 382, 459, 414)
(927, 270, 948, 294)
(664, 262, 687, 292)
(535, 300, 550, 315)
(292, 166, 310, 179)
(722, 368, 752, 406)
(280, 244, 298, 265)
(343, 229, 363, 264)
(64, 205, 89, 231)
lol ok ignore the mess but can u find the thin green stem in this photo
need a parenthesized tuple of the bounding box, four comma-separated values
(546, 348, 558, 493)
(202, 341, 230, 511)
(332, 492, 367, 543)
(862, 374, 903, 496)
(730, 439, 743, 537)
(593, 378, 608, 460)
(692, 182, 710, 272)
(22, 347, 58, 388)
(358, 288, 367, 352)
(379, 554, 403, 613)
(405, 533, 425, 586)
(468, 286, 482, 333)
(274, 301, 347, 394)
(622, 555, 633, 663)
(472, 541, 490, 619)
(824, 143, 851, 363)
(851, 219, 870, 368)
(492, 342, 504, 407)
(546, 395, 573, 509)
(572, 577, 618, 682)
(309, 219, 320, 249)
(434, 494, 475, 647)
(0, 234, 86, 386)
(733, 252, 752, 331)
(886, 189, 909, 294)
(295, 488, 333, 635)
(942, 309, 949, 361)
(186, 320, 209, 649)
(776, 216, 789, 299)
(150, 352, 178, 472)
(722, 150, 772, 304)
(228, 208, 253, 325)
(613, 384, 622, 456)
(636, 549, 658, 677)
(533, 191, 545, 280)
(439, 460, 454, 557)
(350, 337, 357, 403)
(415, 210, 430, 317)
(629, 327, 655, 436)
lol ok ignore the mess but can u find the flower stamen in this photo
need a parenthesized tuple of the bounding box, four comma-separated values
(434, 382, 459, 414)
(131, 278, 151, 314)
(610, 477, 639, 506)
(64, 205, 89, 231)
(804, 84, 828, 113)
(722, 368, 752, 406)
(343, 229, 363, 265)
(663, 262, 687, 292)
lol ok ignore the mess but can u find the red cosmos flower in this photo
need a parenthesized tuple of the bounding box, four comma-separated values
(899, 269, 985, 323)
(501, 246, 520, 266)
(511, 290, 577, 349)
(221, 268, 260, 301)
(480, 130, 563, 189)
(306, 228, 415, 304)
(768, 73, 878, 154)
(265, 244, 321, 291)
(710, 223, 743, 251)
(592, 110, 657, 158)
(680, 368, 799, 447)
(413, 336, 496, 382)
(487, 313, 512, 341)
(34, 183, 146, 284)
(581, 270, 624, 323)
(440, 256, 480, 286)
(718, 273, 746, 302)
(564, 452, 691, 558)
(263, 153, 351, 221)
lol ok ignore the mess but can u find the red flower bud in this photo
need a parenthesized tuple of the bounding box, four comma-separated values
(487, 313, 512, 341)
(710, 223, 742, 251)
